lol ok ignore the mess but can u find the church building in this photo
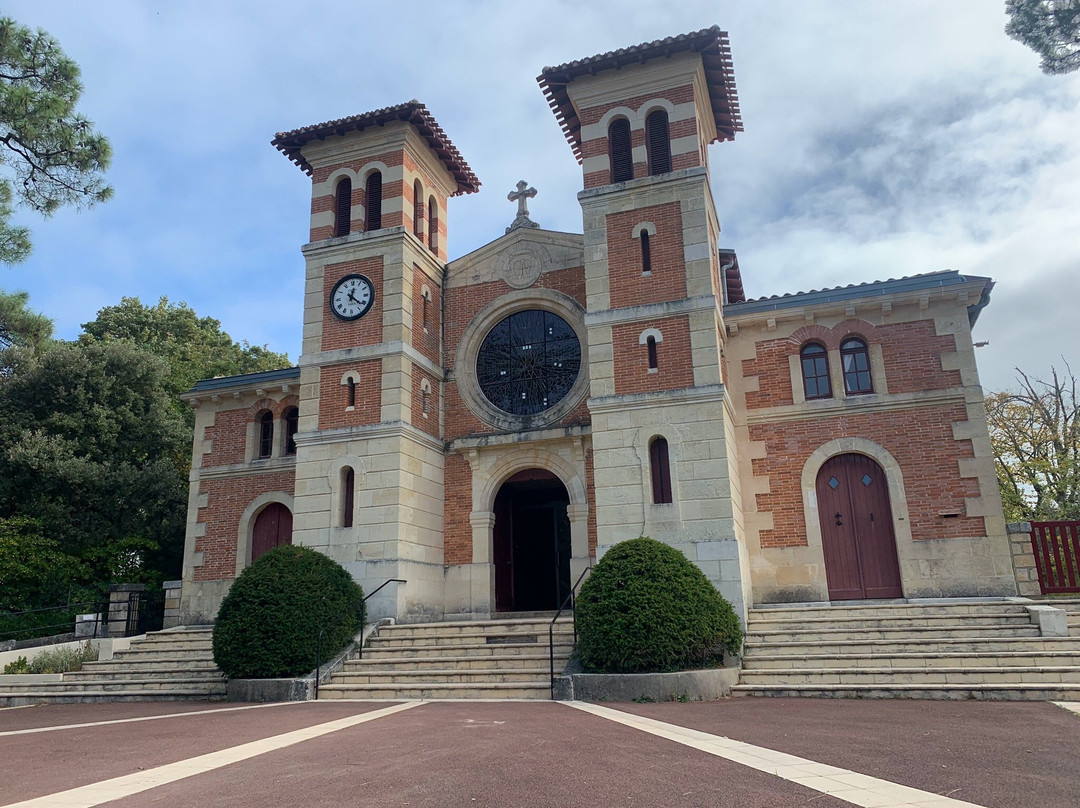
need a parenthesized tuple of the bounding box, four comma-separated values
(178, 27, 1015, 627)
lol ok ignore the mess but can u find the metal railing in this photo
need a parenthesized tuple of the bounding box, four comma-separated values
(314, 578, 406, 699)
(0, 601, 109, 644)
(549, 566, 591, 699)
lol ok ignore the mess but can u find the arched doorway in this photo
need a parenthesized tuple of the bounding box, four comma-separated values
(493, 469, 571, 612)
(816, 453, 902, 600)
(251, 502, 292, 562)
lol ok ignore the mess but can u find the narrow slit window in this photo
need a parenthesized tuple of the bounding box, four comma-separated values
(343, 467, 355, 528)
(608, 118, 633, 183)
(413, 179, 424, 237)
(365, 171, 382, 231)
(640, 231, 652, 275)
(283, 407, 298, 456)
(257, 411, 274, 459)
(421, 385, 431, 416)
(347, 377, 356, 408)
(841, 338, 873, 394)
(421, 293, 429, 331)
(645, 110, 672, 176)
(333, 178, 351, 237)
(428, 196, 438, 252)
(800, 344, 832, 399)
(649, 436, 673, 504)
(646, 336, 658, 370)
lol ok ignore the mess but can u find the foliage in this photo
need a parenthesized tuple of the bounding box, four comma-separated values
(0, 289, 52, 376)
(575, 537, 743, 674)
(0, 516, 85, 611)
(0, 17, 112, 264)
(1006, 0, 1080, 74)
(0, 340, 188, 583)
(2, 640, 97, 674)
(987, 365, 1080, 521)
(212, 545, 365, 679)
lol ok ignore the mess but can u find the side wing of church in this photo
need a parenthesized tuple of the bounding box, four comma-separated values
(178, 27, 1014, 626)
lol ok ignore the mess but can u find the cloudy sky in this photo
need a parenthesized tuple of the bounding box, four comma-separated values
(3, 0, 1077, 393)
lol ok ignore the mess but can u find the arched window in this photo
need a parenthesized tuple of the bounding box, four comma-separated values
(413, 179, 424, 237)
(640, 230, 652, 275)
(365, 171, 382, 231)
(421, 384, 431, 416)
(283, 407, 299, 456)
(649, 436, 672, 504)
(427, 196, 438, 252)
(257, 411, 274, 459)
(608, 118, 633, 183)
(646, 335, 658, 370)
(421, 291, 429, 331)
(342, 467, 355, 528)
(645, 110, 672, 176)
(333, 177, 351, 237)
(841, 338, 873, 394)
(347, 377, 356, 408)
(800, 344, 832, 400)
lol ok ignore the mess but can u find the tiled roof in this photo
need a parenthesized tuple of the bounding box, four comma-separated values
(537, 26, 743, 163)
(271, 101, 480, 196)
(188, 366, 301, 395)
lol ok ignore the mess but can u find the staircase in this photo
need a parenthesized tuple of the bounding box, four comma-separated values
(733, 601, 1080, 700)
(0, 627, 226, 707)
(318, 617, 575, 700)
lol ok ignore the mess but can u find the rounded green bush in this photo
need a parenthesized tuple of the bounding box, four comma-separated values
(212, 545, 365, 679)
(575, 537, 743, 673)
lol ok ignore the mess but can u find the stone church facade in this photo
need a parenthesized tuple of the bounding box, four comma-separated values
(178, 28, 1014, 626)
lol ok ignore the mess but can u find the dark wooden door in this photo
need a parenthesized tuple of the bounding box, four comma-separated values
(816, 454, 902, 600)
(493, 487, 514, 612)
(251, 503, 293, 562)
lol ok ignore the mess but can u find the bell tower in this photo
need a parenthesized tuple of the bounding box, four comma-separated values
(539, 27, 752, 618)
(272, 102, 479, 621)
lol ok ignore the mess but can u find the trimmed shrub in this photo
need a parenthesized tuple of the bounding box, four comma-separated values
(575, 537, 743, 673)
(212, 545, 364, 679)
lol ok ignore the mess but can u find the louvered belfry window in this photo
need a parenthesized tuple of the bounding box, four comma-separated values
(608, 119, 633, 183)
(365, 171, 383, 231)
(645, 110, 672, 176)
(334, 178, 351, 237)
(413, 180, 424, 237)
(428, 196, 438, 252)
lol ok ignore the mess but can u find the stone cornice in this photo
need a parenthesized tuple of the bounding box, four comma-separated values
(588, 384, 725, 414)
(448, 423, 591, 453)
(584, 294, 719, 327)
(743, 388, 971, 426)
(295, 420, 444, 454)
(300, 340, 444, 380)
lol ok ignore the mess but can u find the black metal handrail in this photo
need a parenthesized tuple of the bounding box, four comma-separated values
(549, 566, 591, 699)
(0, 601, 109, 643)
(314, 578, 406, 699)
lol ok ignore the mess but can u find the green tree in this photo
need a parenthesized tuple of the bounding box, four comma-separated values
(0, 288, 51, 375)
(0, 340, 189, 587)
(0, 516, 85, 611)
(986, 365, 1080, 521)
(1006, 0, 1080, 75)
(0, 17, 112, 264)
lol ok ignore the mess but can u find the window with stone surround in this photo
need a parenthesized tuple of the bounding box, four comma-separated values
(841, 337, 873, 394)
(800, 343, 832, 400)
(413, 179, 424, 238)
(365, 171, 382, 231)
(333, 177, 351, 237)
(342, 467, 355, 528)
(283, 407, 299, 456)
(645, 110, 672, 176)
(257, 410, 274, 459)
(649, 436, 672, 504)
(646, 335, 658, 370)
(608, 118, 633, 183)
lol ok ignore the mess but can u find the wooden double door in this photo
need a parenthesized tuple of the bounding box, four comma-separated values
(816, 454, 903, 600)
(251, 502, 293, 562)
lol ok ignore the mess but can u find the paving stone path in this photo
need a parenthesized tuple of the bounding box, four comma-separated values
(2, 699, 1078, 807)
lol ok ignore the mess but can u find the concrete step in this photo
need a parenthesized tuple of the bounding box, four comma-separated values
(363, 641, 574, 658)
(379, 619, 573, 638)
(739, 666, 1080, 686)
(730, 683, 1080, 701)
(333, 668, 551, 685)
(745, 625, 1041, 644)
(367, 632, 565, 649)
(63, 668, 224, 682)
(345, 654, 565, 672)
(747, 602, 1027, 619)
(742, 636, 1080, 656)
(747, 613, 1033, 632)
(0, 677, 226, 694)
(109, 647, 215, 662)
(0, 689, 227, 707)
(744, 650, 1080, 669)
(79, 658, 222, 673)
(318, 681, 551, 700)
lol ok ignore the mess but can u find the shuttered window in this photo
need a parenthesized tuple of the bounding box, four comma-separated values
(428, 196, 438, 252)
(650, 436, 672, 504)
(608, 119, 633, 183)
(413, 180, 424, 237)
(334, 178, 351, 237)
(365, 171, 382, 231)
(646, 110, 671, 176)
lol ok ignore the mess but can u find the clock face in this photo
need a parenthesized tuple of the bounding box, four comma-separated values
(329, 274, 375, 321)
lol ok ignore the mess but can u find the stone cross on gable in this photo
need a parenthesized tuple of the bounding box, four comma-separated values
(506, 180, 540, 233)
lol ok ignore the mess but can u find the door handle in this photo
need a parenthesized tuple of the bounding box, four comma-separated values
(835, 512, 843, 526)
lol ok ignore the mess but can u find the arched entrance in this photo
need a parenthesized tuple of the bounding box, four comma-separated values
(251, 502, 292, 562)
(816, 453, 902, 600)
(493, 469, 571, 612)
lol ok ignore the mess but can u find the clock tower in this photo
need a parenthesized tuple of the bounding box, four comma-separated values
(271, 102, 479, 621)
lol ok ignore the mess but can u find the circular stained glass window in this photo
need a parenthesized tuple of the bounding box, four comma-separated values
(476, 309, 582, 416)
